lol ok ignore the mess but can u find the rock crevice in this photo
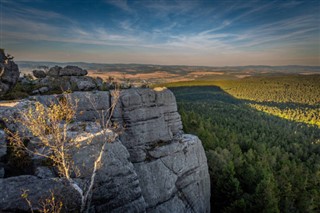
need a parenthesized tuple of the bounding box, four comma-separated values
(0, 88, 210, 213)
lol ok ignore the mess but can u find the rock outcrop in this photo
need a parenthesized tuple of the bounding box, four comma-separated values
(59, 65, 88, 76)
(47, 65, 62, 77)
(0, 88, 210, 212)
(0, 176, 80, 212)
(28, 65, 106, 95)
(35, 65, 87, 78)
(32, 70, 46, 79)
(0, 49, 20, 96)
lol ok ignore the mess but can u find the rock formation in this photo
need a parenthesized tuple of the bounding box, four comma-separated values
(27, 65, 108, 95)
(0, 88, 210, 212)
(0, 176, 81, 212)
(0, 49, 20, 96)
(59, 65, 88, 76)
(32, 70, 46, 78)
(47, 65, 62, 77)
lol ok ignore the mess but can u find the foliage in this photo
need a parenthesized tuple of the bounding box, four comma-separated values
(6, 90, 121, 213)
(7, 98, 77, 178)
(216, 75, 320, 105)
(2, 82, 36, 100)
(162, 75, 320, 127)
(170, 83, 320, 213)
(21, 190, 63, 213)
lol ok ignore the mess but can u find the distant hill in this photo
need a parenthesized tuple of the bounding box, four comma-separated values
(16, 61, 320, 84)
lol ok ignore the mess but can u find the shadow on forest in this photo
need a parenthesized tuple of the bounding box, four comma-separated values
(169, 86, 320, 132)
(169, 85, 320, 213)
(170, 86, 241, 105)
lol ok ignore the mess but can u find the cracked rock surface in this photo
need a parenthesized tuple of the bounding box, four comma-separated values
(0, 49, 20, 96)
(0, 88, 210, 212)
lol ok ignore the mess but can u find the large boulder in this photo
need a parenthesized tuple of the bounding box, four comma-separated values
(31, 65, 93, 94)
(0, 49, 20, 96)
(47, 66, 62, 77)
(0, 88, 210, 213)
(59, 66, 87, 76)
(0, 175, 80, 212)
(32, 70, 46, 79)
(70, 76, 97, 91)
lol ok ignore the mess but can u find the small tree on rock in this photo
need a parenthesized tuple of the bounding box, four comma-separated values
(6, 89, 121, 213)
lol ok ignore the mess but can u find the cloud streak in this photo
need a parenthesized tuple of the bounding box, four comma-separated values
(105, 0, 134, 13)
(1, 0, 319, 65)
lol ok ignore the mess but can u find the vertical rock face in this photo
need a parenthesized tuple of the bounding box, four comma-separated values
(133, 135, 210, 213)
(0, 88, 210, 213)
(72, 135, 147, 213)
(112, 88, 183, 162)
(0, 49, 20, 96)
(113, 88, 210, 212)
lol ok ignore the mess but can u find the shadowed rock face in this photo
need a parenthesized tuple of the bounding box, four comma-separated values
(0, 49, 20, 96)
(0, 88, 210, 213)
(29, 65, 102, 94)
(0, 176, 81, 212)
(46, 65, 88, 77)
(32, 70, 46, 78)
(59, 65, 88, 76)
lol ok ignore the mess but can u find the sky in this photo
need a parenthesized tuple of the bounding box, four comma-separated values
(1, 0, 319, 66)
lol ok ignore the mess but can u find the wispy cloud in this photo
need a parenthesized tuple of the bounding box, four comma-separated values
(279, 1, 303, 8)
(119, 20, 136, 32)
(105, 0, 133, 13)
(2, 0, 72, 22)
(200, 1, 275, 34)
(1, 1, 140, 47)
(232, 14, 319, 47)
(2, 0, 319, 65)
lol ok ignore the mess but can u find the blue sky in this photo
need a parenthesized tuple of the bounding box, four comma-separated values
(1, 0, 319, 65)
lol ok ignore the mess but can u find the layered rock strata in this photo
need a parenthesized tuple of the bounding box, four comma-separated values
(0, 88, 210, 212)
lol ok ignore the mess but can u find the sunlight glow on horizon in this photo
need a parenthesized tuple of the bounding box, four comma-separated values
(1, 0, 319, 66)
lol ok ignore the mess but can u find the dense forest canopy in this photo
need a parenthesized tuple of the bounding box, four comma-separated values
(163, 75, 320, 127)
(165, 74, 320, 212)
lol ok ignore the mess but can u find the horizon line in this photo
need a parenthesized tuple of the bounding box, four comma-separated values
(16, 60, 320, 68)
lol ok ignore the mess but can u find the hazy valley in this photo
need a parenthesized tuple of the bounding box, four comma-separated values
(17, 61, 320, 84)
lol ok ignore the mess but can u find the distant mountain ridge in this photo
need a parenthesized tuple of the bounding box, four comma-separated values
(16, 61, 320, 72)
(16, 61, 320, 84)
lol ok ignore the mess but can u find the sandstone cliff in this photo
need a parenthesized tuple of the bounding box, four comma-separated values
(0, 49, 20, 96)
(0, 88, 210, 212)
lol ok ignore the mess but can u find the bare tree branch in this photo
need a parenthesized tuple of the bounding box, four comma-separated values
(6, 89, 121, 212)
